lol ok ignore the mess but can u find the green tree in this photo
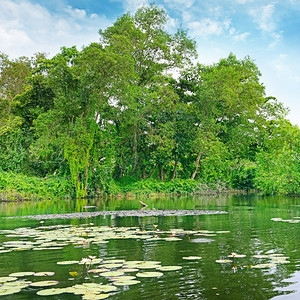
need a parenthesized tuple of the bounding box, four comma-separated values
(255, 119, 300, 194)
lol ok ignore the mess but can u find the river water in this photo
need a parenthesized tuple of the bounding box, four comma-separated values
(0, 193, 299, 299)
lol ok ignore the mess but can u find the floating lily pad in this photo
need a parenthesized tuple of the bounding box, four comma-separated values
(119, 268, 139, 273)
(103, 259, 125, 264)
(57, 260, 79, 265)
(191, 238, 214, 243)
(253, 254, 270, 259)
(82, 294, 110, 300)
(136, 271, 164, 278)
(9, 272, 35, 277)
(88, 269, 108, 274)
(182, 256, 202, 260)
(100, 271, 125, 277)
(251, 263, 276, 269)
(215, 260, 232, 263)
(30, 280, 59, 287)
(0, 276, 18, 283)
(34, 272, 55, 277)
(0, 287, 21, 296)
(113, 280, 140, 286)
(156, 266, 182, 271)
(227, 253, 246, 258)
(102, 263, 123, 269)
(164, 237, 182, 241)
(36, 288, 65, 296)
(111, 275, 136, 281)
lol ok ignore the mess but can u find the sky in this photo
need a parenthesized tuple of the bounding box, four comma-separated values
(0, 0, 299, 126)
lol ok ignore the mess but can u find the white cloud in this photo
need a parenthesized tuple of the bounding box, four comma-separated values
(121, 0, 149, 12)
(164, 0, 195, 9)
(250, 4, 281, 47)
(250, 4, 276, 32)
(233, 31, 250, 42)
(188, 18, 231, 37)
(65, 6, 87, 19)
(0, 0, 113, 58)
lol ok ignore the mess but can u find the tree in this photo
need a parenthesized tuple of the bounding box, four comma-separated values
(255, 119, 300, 194)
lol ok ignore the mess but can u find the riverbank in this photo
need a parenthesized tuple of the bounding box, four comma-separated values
(0, 171, 251, 201)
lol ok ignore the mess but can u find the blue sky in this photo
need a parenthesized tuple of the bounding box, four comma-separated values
(1, 0, 299, 126)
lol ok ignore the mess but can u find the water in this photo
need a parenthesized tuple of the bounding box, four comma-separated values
(0, 194, 299, 299)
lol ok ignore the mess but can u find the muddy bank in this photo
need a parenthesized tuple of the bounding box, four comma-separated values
(5, 209, 227, 220)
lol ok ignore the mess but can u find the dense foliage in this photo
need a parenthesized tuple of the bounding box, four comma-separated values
(0, 5, 299, 198)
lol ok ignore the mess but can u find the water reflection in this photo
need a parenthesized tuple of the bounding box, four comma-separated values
(0, 194, 299, 299)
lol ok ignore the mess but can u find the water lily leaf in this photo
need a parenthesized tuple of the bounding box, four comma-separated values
(100, 271, 125, 277)
(164, 237, 182, 241)
(82, 294, 110, 300)
(103, 259, 125, 264)
(119, 268, 139, 273)
(30, 280, 59, 287)
(0, 276, 18, 283)
(88, 269, 108, 274)
(102, 263, 123, 269)
(36, 288, 65, 296)
(253, 255, 270, 259)
(97, 285, 117, 292)
(0, 287, 21, 296)
(136, 271, 164, 278)
(34, 272, 55, 277)
(113, 280, 140, 286)
(9, 272, 35, 277)
(57, 260, 79, 265)
(156, 266, 182, 271)
(182, 256, 202, 260)
(111, 276, 136, 281)
(0, 250, 11, 253)
(251, 263, 276, 269)
(69, 271, 79, 277)
(271, 259, 290, 264)
(227, 254, 246, 258)
(215, 260, 232, 263)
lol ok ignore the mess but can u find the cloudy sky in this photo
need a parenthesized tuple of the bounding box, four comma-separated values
(1, 0, 299, 126)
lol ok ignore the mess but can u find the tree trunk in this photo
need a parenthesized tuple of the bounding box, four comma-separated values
(132, 125, 138, 174)
(191, 152, 201, 179)
(172, 160, 178, 180)
(148, 165, 157, 178)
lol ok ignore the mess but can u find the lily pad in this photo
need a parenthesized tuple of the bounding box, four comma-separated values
(251, 263, 276, 269)
(164, 237, 182, 241)
(9, 272, 35, 277)
(30, 280, 59, 287)
(0, 276, 18, 283)
(34, 272, 55, 277)
(113, 280, 140, 286)
(82, 294, 110, 300)
(102, 263, 123, 269)
(182, 256, 202, 260)
(156, 266, 182, 271)
(227, 253, 246, 258)
(36, 288, 65, 296)
(0, 287, 21, 296)
(88, 268, 108, 274)
(253, 255, 270, 259)
(100, 271, 125, 277)
(111, 275, 136, 281)
(136, 271, 164, 278)
(57, 260, 79, 265)
(215, 259, 232, 263)
(119, 268, 139, 273)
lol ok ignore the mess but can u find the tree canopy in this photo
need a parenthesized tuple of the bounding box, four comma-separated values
(0, 5, 299, 197)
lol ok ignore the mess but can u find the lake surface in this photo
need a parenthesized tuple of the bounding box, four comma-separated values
(0, 194, 299, 299)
